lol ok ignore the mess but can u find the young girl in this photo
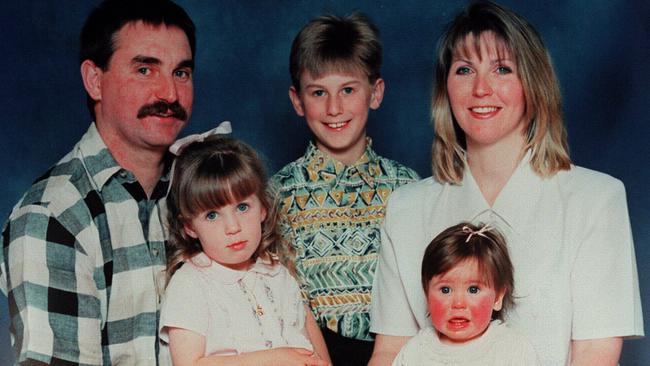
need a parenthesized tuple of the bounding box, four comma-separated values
(392, 223, 538, 366)
(159, 134, 331, 366)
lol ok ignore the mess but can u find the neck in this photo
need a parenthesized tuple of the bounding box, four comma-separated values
(466, 138, 526, 207)
(316, 138, 367, 166)
(96, 124, 166, 197)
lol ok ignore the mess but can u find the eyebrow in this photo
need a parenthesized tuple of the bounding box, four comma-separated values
(304, 80, 362, 89)
(177, 59, 194, 70)
(132, 55, 161, 65)
(451, 57, 511, 66)
(131, 56, 194, 70)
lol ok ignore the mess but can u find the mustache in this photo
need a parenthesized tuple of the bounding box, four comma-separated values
(136, 100, 188, 121)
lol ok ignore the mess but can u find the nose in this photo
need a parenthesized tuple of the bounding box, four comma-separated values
(451, 292, 467, 309)
(154, 74, 179, 103)
(223, 214, 241, 235)
(472, 73, 493, 97)
(327, 95, 342, 116)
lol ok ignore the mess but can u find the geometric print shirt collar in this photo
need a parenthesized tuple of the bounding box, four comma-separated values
(303, 137, 382, 189)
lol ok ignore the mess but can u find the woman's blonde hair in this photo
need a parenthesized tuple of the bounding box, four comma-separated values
(431, 0, 570, 184)
(165, 136, 280, 282)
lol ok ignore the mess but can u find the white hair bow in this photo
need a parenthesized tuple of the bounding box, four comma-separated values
(169, 121, 232, 156)
(462, 224, 493, 243)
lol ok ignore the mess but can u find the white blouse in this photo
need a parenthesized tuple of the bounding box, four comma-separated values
(371, 155, 644, 365)
(160, 252, 312, 357)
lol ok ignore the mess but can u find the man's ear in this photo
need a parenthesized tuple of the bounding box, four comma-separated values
(288, 86, 305, 117)
(369, 78, 385, 110)
(80, 59, 103, 102)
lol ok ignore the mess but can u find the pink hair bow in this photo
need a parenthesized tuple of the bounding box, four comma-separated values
(462, 224, 492, 243)
(169, 121, 232, 156)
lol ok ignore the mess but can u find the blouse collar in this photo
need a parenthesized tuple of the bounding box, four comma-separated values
(187, 252, 281, 284)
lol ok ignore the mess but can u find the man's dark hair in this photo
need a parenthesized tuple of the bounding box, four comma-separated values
(80, 0, 196, 120)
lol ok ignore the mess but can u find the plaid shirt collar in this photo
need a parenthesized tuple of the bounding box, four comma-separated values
(77, 123, 171, 198)
(303, 137, 382, 188)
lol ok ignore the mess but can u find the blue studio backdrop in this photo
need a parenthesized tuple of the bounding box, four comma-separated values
(1, 1, 648, 364)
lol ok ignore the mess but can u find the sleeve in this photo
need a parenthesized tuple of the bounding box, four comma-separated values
(370, 194, 420, 337)
(280, 267, 313, 349)
(274, 191, 313, 310)
(286, 269, 306, 331)
(3, 203, 103, 365)
(159, 268, 210, 343)
(571, 179, 644, 339)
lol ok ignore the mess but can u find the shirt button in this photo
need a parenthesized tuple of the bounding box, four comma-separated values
(152, 249, 159, 257)
(119, 171, 127, 178)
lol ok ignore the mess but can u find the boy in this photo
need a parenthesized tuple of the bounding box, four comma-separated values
(272, 13, 420, 365)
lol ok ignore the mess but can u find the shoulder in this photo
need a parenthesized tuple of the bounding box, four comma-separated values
(489, 322, 538, 357)
(553, 165, 626, 202)
(5, 147, 94, 235)
(385, 177, 442, 210)
(399, 327, 437, 355)
(270, 157, 310, 191)
(374, 154, 421, 182)
(556, 165, 623, 190)
(165, 263, 207, 297)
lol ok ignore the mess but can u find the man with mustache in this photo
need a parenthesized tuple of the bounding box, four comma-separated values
(0, 0, 195, 364)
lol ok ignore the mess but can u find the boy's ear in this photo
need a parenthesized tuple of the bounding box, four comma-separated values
(369, 78, 385, 110)
(183, 223, 198, 239)
(288, 86, 305, 117)
(80, 59, 103, 102)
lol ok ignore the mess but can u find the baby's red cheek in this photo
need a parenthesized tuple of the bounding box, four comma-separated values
(470, 296, 495, 325)
(428, 298, 447, 326)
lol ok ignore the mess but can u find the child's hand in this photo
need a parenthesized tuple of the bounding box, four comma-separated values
(267, 347, 330, 366)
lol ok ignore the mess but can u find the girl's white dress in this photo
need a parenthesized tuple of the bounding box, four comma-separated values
(392, 321, 539, 366)
(159, 252, 312, 356)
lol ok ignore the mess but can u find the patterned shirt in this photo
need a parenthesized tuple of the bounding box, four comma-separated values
(0, 123, 170, 365)
(271, 140, 419, 341)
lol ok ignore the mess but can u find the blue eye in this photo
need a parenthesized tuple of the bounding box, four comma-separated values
(236, 203, 250, 212)
(342, 87, 354, 94)
(455, 66, 471, 75)
(496, 66, 512, 75)
(205, 211, 218, 221)
(440, 286, 451, 294)
(468, 286, 480, 294)
(312, 90, 325, 97)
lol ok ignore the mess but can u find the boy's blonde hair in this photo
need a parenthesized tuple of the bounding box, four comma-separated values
(165, 136, 280, 281)
(289, 12, 382, 90)
(431, 0, 571, 184)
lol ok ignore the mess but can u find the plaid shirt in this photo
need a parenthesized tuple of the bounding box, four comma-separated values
(0, 123, 170, 365)
(271, 140, 419, 341)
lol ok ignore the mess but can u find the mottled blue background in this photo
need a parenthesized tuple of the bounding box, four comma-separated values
(1, 1, 648, 364)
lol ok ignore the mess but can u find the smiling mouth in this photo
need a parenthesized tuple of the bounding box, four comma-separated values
(469, 106, 500, 114)
(323, 120, 350, 129)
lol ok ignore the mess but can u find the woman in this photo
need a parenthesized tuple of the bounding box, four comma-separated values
(368, 2, 643, 366)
